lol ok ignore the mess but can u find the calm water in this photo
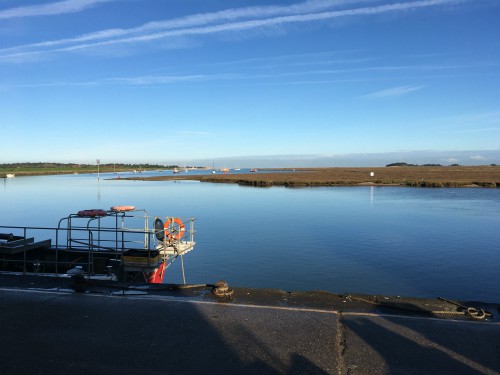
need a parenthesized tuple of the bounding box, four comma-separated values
(2, 173, 499, 302)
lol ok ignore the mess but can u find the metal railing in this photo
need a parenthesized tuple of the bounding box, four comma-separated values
(0, 215, 195, 279)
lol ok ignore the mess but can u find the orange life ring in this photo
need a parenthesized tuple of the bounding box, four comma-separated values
(110, 205, 135, 212)
(163, 218, 185, 240)
(77, 209, 107, 218)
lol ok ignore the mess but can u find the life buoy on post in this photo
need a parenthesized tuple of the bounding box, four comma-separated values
(164, 218, 186, 240)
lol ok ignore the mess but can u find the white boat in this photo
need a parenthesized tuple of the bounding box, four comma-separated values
(6, 174, 15, 178)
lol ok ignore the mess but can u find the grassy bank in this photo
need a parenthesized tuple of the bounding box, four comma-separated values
(0, 163, 171, 177)
(121, 166, 500, 188)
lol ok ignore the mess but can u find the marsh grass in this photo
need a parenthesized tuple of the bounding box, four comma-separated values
(127, 166, 500, 188)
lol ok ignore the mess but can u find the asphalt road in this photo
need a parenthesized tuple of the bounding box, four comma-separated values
(1, 286, 499, 375)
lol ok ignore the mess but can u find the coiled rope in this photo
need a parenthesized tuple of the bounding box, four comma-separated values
(341, 295, 492, 321)
(437, 298, 491, 320)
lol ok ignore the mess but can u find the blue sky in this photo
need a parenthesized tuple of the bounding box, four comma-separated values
(1, 0, 499, 167)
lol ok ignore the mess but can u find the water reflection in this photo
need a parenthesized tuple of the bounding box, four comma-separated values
(97, 179, 101, 202)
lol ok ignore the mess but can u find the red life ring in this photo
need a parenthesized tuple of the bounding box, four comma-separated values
(110, 205, 135, 212)
(164, 218, 186, 240)
(77, 209, 107, 218)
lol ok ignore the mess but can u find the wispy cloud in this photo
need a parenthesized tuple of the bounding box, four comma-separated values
(0, 0, 358, 53)
(0, 0, 115, 20)
(177, 131, 214, 136)
(0, 65, 476, 88)
(450, 111, 500, 124)
(2, 72, 242, 88)
(0, 0, 469, 62)
(470, 155, 486, 161)
(436, 111, 500, 131)
(362, 85, 425, 98)
(452, 127, 500, 134)
(101, 74, 220, 85)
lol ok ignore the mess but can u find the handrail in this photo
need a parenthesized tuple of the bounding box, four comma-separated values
(0, 216, 196, 279)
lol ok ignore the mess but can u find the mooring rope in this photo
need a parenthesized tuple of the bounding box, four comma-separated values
(341, 295, 492, 321)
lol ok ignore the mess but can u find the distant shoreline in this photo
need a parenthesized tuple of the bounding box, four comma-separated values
(116, 166, 500, 188)
(0, 163, 168, 178)
(3, 166, 499, 188)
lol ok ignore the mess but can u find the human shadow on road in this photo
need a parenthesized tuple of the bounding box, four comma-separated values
(0, 289, 333, 374)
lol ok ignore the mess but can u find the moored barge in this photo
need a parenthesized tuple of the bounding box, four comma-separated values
(0, 206, 195, 284)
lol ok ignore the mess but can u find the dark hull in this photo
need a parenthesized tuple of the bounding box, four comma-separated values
(0, 236, 160, 282)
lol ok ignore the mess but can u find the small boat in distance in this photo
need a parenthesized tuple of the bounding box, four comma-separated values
(6, 174, 15, 178)
(221, 168, 230, 173)
(250, 168, 257, 172)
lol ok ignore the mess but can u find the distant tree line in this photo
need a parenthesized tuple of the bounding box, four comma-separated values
(0, 162, 179, 171)
(0, 162, 174, 169)
(385, 162, 445, 167)
(386, 162, 500, 167)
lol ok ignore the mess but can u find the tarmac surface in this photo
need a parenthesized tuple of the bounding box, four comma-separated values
(1, 274, 499, 374)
